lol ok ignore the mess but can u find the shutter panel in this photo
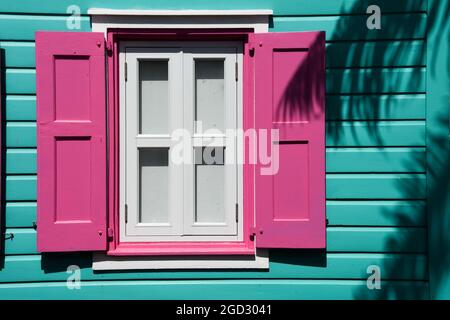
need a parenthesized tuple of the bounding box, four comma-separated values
(36, 32, 107, 252)
(250, 32, 326, 248)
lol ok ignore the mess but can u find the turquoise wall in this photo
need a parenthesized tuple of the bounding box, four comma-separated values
(0, 0, 447, 299)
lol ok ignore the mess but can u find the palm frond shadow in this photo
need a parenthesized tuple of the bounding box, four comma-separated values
(272, 0, 449, 300)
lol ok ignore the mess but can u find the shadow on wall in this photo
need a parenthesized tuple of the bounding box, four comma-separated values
(0, 48, 5, 269)
(325, 2, 426, 145)
(355, 0, 449, 300)
(272, 0, 449, 299)
(275, 32, 325, 123)
(356, 116, 449, 299)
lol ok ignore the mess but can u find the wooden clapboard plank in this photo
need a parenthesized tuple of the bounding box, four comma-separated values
(3, 226, 427, 255)
(326, 174, 426, 199)
(272, 14, 426, 41)
(0, 279, 429, 300)
(0, 14, 90, 41)
(0, 253, 427, 282)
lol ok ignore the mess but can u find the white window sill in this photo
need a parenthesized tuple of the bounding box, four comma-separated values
(92, 249, 269, 270)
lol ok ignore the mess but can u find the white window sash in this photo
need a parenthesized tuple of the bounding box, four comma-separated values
(119, 41, 243, 242)
(124, 47, 184, 238)
(182, 47, 238, 235)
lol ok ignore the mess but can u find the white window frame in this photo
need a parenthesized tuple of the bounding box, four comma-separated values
(119, 41, 243, 242)
(90, 9, 271, 270)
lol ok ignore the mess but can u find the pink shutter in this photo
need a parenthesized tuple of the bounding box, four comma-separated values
(250, 32, 326, 248)
(36, 32, 107, 252)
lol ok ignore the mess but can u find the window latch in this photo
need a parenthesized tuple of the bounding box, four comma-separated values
(124, 62, 128, 82)
(125, 204, 128, 223)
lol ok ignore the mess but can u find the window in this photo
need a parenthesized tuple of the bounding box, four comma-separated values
(35, 29, 326, 263)
(119, 42, 243, 242)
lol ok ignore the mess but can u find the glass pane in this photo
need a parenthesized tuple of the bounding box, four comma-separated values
(139, 148, 169, 223)
(139, 60, 169, 134)
(194, 147, 225, 223)
(195, 60, 225, 132)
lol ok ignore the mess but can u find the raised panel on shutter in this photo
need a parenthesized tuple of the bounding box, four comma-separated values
(250, 32, 326, 248)
(36, 32, 107, 252)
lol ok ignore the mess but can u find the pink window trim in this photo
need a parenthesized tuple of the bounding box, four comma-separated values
(106, 29, 256, 256)
(107, 242, 255, 256)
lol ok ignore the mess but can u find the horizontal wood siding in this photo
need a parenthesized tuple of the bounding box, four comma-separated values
(5, 200, 426, 229)
(273, 14, 426, 41)
(0, 253, 427, 282)
(0, 0, 427, 15)
(0, 0, 429, 299)
(2, 68, 427, 95)
(0, 280, 428, 300)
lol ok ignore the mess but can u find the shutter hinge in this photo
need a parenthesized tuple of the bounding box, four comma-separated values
(107, 227, 114, 240)
(106, 41, 113, 55)
(125, 204, 128, 223)
(4, 233, 14, 240)
(250, 227, 257, 241)
(124, 62, 128, 82)
(249, 227, 262, 241)
(235, 62, 238, 82)
(235, 203, 239, 222)
(249, 47, 255, 57)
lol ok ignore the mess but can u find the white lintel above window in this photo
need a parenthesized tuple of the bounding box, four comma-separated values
(88, 9, 273, 34)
